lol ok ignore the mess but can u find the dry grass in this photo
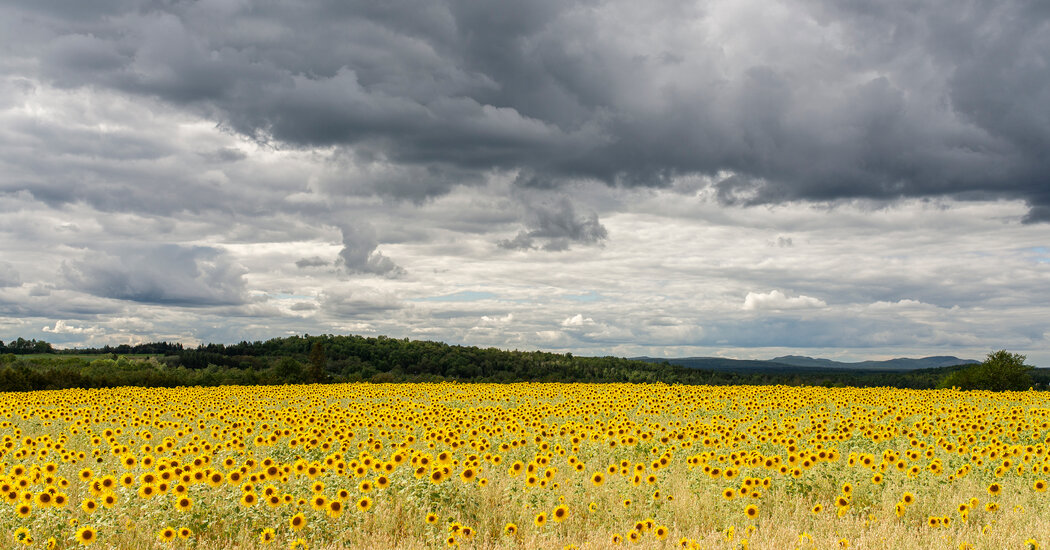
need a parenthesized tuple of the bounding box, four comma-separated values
(1, 383, 1048, 549)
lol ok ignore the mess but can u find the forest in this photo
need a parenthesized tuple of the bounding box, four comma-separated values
(0, 334, 1042, 392)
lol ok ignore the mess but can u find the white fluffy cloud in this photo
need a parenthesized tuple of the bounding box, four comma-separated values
(742, 290, 827, 311)
(42, 320, 100, 335)
(561, 314, 595, 327)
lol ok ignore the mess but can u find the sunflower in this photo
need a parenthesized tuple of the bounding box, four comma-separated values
(426, 513, 439, 525)
(35, 491, 53, 508)
(75, 526, 97, 546)
(534, 513, 547, 527)
(723, 488, 735, 500)
(175, 496, 193, 512)
(1034, 480, 1047, 492)
(356, 496, 373, 512)
(157, 528, 176, 542)
(289, 513, 307, 531)
(654, 525, 669, 541)
(744, 504, 759, 519)
(504, 523, 517, 536)
(988, 483, 1002, 496)
(590, 472, 604, 486)
(552, 505, 569, 522)
(178, 528, 192, 539)
(310, 495, 327, 511)
(259, 528, 276, 544)
(240, 492, 257, 507)
(326, 499, 344, 518)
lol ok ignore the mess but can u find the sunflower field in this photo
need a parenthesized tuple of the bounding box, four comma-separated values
(1, 383, 1049, 549)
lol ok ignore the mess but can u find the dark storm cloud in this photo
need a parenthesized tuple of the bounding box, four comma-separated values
(498, 198, 608, 251)
(61, 244, 248, 306)
(337, 223, 403, 276)
(295, 257, 331, 269)
(6, 0, 1047, 218)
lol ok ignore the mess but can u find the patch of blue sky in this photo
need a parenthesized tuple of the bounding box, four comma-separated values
(564, 291, 603, 302)
(1023, 246, 1049, 263)
(272, 293, 313, 300)
(415, 290, 499, 302)
(249, 291, 313, 300)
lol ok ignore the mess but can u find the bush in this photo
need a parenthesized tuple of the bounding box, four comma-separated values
(939, 350, 1033, 391)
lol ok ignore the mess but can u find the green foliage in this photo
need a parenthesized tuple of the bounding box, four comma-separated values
(307, 341, 328, 383)
(0, 337, 53, 354)
(274, 357, 305, 383)
(0, 335, 1041, 392)
(938, 350, 1033, 391)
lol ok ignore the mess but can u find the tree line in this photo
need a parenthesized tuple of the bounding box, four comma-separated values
(0, 337, 54, 354)
(0, 334, 1041, 392)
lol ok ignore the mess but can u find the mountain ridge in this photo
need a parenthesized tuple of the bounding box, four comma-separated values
(632, 355, 979, 372)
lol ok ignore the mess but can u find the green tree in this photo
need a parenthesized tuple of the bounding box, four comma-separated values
(273, 357, 305, 383)
(939, 350, 1033, 391)
(307, 341, 328, 383)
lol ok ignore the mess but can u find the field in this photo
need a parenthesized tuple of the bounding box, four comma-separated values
(1, 383, 1048, 549)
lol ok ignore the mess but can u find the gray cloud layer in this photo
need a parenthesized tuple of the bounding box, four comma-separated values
(2, 0, 1049, 363)
(61, 245, 248, 306)
(498, 198, 608, 251)
(4, 0, 1048, 219)
(337, 223, 404, 276)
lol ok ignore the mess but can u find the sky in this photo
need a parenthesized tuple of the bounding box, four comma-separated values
(0, 0, 1048, 364)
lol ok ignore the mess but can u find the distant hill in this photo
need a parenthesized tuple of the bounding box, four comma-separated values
(633, 355, 978, 372)
(770, 355, 979, 370)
